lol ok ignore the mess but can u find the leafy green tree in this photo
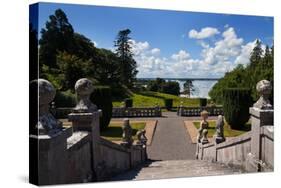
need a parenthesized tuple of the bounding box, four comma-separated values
(39, 9, 75, 70)
(57, 51, 88, 91)
(162, 81, 180, 96)
(114, 29, 138, 87)
(88, 48, 122, 86)
(147, 78, 165, 92)
(209, 40, 273, 104)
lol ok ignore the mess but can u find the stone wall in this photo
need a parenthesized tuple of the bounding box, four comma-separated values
(30, 78, 148, 185)
(197, 108, 273, 172)
(98, 138, 146, 178)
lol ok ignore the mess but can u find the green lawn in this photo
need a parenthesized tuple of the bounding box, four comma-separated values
(100, 122, 146, 141)
(113, 91, 201, 108)
(193, 121, 251, 137)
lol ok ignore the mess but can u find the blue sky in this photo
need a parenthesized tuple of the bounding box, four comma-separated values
(34, 2, 273, 78)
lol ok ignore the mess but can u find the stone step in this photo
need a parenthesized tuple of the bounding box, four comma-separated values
(111, 160, 242, 181)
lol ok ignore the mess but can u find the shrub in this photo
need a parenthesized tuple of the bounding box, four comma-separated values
(199, 98, 207, 107)
(54, 90, 76, 108)
(223, 88, 252, 130)
(164, 98, 173, 110)
(124, 98, 133, 107)
(90, 86, 113, 130)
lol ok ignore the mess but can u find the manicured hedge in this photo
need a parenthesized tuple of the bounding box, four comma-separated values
(199, 98, 207, 107)
(90, 86, 112, 130)
(164, 98, 173, 111)
(124, 98, 133, 107)
(223, 88, 252, 130)
(54, 90, 76, 108)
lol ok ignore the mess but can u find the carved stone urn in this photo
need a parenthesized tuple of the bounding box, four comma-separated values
(253, 80, 273, 110)
(37, 79, 62, 135)
(73, 78, 97, 113)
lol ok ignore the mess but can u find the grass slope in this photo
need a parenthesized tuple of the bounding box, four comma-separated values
(193, 121, 251, 137)
(113, 91, 201, 107)
(101, 122, 146, 141)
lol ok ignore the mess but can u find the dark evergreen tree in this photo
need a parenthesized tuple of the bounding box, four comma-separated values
(223, 88, 252, 130)
(114, 29, 138, 87)
(250, 39, 263, 66)
(183, 80, 195, 97)
(39, 9, 74, 70)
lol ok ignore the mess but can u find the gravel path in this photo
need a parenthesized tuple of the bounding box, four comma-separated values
(147, 113, 196, 160)
(112, 112, 217, 160)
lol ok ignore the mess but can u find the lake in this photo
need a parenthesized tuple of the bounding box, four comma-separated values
(172, 80, 217, 99)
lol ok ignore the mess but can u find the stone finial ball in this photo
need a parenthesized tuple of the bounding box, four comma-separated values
(200, 110, 209, 117)
(124, 118, 130, 125)
(38, 79, 56, 105)
(74, 78, 94, 96)
(256, 80, 272, 95)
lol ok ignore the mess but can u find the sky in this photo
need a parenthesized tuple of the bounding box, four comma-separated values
(34, 2, 273, 79)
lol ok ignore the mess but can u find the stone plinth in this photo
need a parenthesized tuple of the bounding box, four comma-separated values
(30, 127, 72, 185)
(247, 107, 274, 172)
(68, 110, 102, 180)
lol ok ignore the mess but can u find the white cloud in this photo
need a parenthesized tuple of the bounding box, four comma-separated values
(189, 27, 220, 39)
(151, 48, 160, 55)
(130, 40, 150, 56)
(171, 50, 190, 61)
(200, 27, 243, 65)
(133, 27, 261, 78)
(93, 41, 98, 46)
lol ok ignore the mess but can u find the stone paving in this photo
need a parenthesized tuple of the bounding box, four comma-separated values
(110, 112, 241, 181)
(112, 112, 217, 160)
(111, 159, 242, 181)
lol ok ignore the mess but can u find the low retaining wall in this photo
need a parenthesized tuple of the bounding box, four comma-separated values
(55, 107, 162, 118)
(32, 110, 148, 185)
(178, 106, 223, 116)
(196, 107, 274, 172)
(112, 107, 162, 117)
(98, 138, 146, 178)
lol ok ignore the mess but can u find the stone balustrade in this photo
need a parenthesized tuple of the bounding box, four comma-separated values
(30, 78, 148, 185)
(178, 106, 223, 116)
(196, 80, 274, 172)
(112, 106, 162, 118)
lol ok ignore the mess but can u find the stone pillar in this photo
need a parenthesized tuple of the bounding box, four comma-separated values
(68, 78, 103, 180)
(247, 80, 273, 172)
(30, 130, 70, 185)
(30, 79, 72, 185)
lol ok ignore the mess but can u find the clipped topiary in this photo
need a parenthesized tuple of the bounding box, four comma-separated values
(124, 98, 133, 107)
(164, 98, 173, 111)
(223, 88, 252, 130)
(54, 90, 76, 107)
(90, 86, 112, 130)
(199, 98, 207, 107)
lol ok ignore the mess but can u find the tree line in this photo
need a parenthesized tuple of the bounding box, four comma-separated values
(33, 9, 138, 97)
(209, 40, 274, 104)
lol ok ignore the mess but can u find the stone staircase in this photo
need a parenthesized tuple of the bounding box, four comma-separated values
(111, 160, 243, 181)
